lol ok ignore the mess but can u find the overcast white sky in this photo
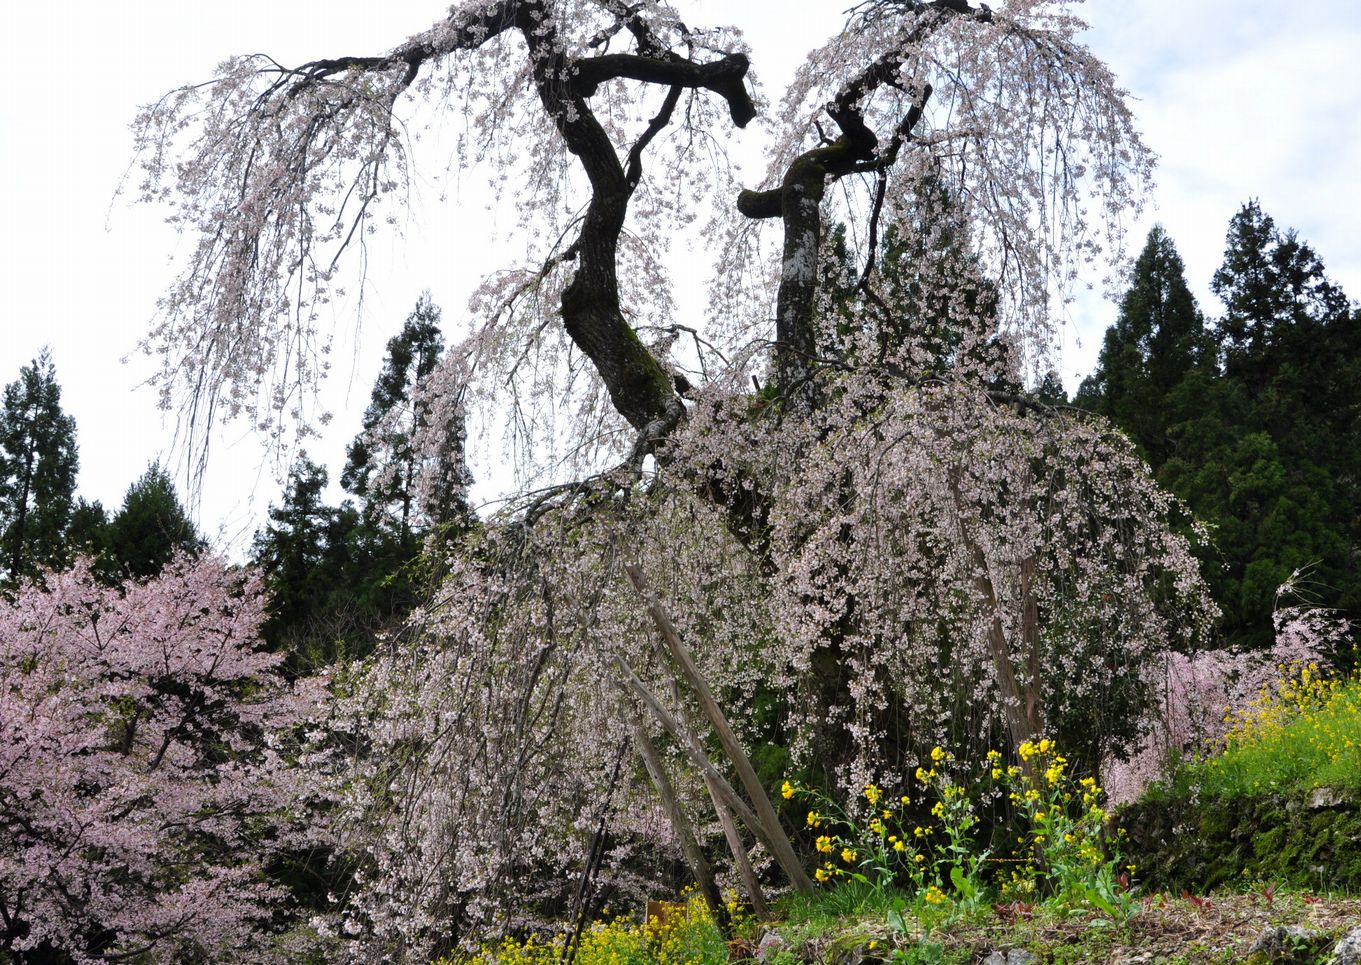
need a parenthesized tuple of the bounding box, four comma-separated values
(2, 1, 1358, 555)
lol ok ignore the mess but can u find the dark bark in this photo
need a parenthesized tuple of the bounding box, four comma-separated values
(280, 0, 757, 443)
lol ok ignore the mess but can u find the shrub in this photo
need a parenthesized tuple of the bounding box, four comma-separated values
(785, 739, 1134, 924)
(449, 891, 728, 965)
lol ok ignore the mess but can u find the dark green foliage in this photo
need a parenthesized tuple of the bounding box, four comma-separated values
(1034, 369, 1068, 406)
(66, 498, 110, 559)
(1120, 789, 1361, 893)
(342, 293, 472, 551)
(824, 179, 1007, 387)
(1075, 224, 1214, 467)
(104, 462, 204, 580)
(253, 296, 476, 668)
(1212, 202, 1351, 397)
(251, 457, 399, 669)
(1079, 212, 1359, 651)
(0, 349, 79, 582)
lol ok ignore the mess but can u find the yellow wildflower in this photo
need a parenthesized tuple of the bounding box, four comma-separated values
(864, 783, 883, 805)
(781, 780, 795, 800)
(815, 835, 833, 853)
(841, 847, 857, 864)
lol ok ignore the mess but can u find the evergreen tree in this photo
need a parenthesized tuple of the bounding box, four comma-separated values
(254, 299, 478, 670)
(1075, 225, 1212, 467)
(1211, 201, 1350, 398)
(824, 178, 1006, 385)
(1083, 208, 1358, 652)
(1204, 203, 1358, 645)
(67, 497, 111, 559)
(342, 294, 472, 549)
(1034, 369, 1068, 406)
(106, 462, 204, 580)
(252, 458, 371, 667)
(0, 349, 78, 581)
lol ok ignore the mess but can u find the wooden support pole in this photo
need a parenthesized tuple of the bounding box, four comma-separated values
(703, 771, 769, 920)
(629, 718, 725, 921)
(624, 564, 814, 894)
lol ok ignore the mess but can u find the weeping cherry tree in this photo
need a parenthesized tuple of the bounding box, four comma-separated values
(129, 0, 1216, 956)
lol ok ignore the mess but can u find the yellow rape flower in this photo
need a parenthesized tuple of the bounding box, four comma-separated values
(815, 835, 833, 853)
(841, 847, 858, 864)
(781, 780, 795, 800)
(864, 783, 883, 805)
(806, 810, 822, 827)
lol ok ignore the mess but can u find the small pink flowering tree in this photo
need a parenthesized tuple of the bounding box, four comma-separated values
(0, 555, 322, 963)
(1104, 584, 1356, 804)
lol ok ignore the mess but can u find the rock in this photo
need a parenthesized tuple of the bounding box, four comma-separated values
(1329, 926, 1361, 965)
(1309, 786, 1344, 809)
(981, 951, 1037, 965)
(754, 928, 786, 962)
(1249, 924, 1321, 961)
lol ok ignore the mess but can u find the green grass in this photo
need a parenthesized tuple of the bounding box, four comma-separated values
(776, 878, 910, 930)
(1189, 672, 1361, 799)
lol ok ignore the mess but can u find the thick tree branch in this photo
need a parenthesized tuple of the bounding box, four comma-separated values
(573, 53, 756, 127)
(737, 0, 984, 403)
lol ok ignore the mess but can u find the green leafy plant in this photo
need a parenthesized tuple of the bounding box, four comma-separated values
(785, 738, 1137, 931)
(993, 740, 1137, 919)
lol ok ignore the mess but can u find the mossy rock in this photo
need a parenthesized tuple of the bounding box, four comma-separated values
(1118, 787, 1361, 892)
